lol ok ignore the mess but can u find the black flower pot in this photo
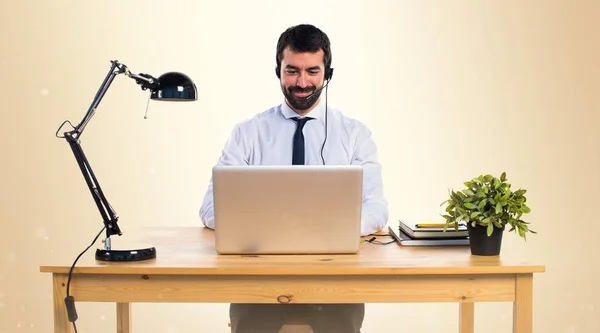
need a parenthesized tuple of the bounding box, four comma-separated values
(467, 223, 505, 256)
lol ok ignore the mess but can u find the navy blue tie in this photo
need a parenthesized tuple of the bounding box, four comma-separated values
(291, 117, 313, 165)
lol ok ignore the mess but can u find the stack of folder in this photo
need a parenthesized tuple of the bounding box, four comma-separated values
(388, 220, 470, 246)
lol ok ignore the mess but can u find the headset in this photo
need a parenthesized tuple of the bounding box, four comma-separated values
(276, 60, 333, 165)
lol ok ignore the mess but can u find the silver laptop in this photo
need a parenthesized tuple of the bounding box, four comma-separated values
(212, 165, 363, 254)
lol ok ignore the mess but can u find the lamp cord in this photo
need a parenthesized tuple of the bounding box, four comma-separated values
(65, 226, 106, 333)
(362, 234, 395, 245)
(55, 120, 76, 139)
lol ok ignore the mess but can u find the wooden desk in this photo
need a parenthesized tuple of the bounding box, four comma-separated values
(40, 226, 545, 333)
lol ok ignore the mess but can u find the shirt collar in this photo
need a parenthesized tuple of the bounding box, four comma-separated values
(280, 97, 325, 120)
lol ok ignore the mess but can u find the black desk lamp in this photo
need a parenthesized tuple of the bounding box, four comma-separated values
(56, 60, 197, 262)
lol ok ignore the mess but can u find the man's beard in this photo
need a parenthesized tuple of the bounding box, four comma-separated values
(282, 84, 323, 111)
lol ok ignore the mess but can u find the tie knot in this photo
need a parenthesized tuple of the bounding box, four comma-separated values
(291, 117, 313, 130)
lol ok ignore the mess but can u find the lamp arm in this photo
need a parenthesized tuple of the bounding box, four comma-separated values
(56, 60, 163, 242)
(64, 131, 123, 239)
(58, 60, 131, 241)
(70, 60, 158, 138)
(72, 60, 125, 137)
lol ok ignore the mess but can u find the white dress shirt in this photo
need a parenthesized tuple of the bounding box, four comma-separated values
(199, 98, 389, 235)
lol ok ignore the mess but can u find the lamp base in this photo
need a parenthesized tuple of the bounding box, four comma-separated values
(95, 247, 156, 261)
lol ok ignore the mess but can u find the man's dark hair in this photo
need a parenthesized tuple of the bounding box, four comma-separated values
(276, 24, 332, 73)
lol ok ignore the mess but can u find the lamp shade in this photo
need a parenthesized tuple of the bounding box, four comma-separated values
(150, 72, 197, 101)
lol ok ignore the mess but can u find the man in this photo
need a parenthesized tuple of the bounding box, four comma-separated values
(200, 24, 388, 333)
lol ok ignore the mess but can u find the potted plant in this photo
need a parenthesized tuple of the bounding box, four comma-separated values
(440, 172, 535, 256)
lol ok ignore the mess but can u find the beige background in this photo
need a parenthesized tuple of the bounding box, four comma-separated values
(1, 0, 598, 332)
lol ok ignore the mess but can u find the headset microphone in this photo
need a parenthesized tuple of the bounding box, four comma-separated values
(303, 79, 331, 103)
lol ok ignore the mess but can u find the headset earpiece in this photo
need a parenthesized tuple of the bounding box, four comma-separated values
(325, 67, 334, 81)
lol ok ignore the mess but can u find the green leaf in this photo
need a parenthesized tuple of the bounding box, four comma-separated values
(495, 202, 503, 214)
(487, 222, 493, 236)
(451, 191, 462, 202)
(478, 199, 487, 209)
(464, 202, 476, 209)
(463, 189, 475, 196)
(470, 211, 481, 218)
(522, 204, 531, 213)
(500, 172, 506, 182)
(494, 178, 501, 189)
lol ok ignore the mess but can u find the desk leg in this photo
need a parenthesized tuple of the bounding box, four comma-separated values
(117, 303, 132, 333)
(52, 274, 74, 333)
(513, 274, 533, 333)
(459, 302, 474, 333)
